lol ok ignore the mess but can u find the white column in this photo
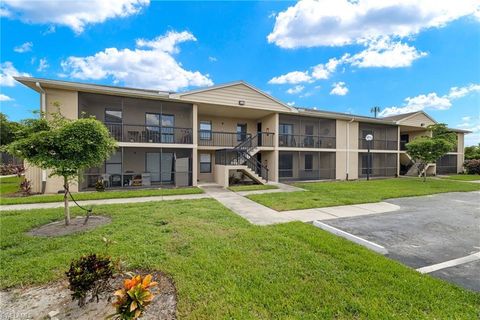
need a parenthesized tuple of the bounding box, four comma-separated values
(192, 104, 198, 186)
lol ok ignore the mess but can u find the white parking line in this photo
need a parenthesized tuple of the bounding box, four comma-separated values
(416, 252, 480, 274)
(312, 221, 388, 255)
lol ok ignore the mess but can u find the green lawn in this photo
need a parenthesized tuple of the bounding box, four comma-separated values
(228, 184, 278, 192)
(0, 176, 21, 195)
(440, 174, 480, 181)
(248, 178, 480, 211)
(0, 181, 203, 205)
(0, 200, 478, 318)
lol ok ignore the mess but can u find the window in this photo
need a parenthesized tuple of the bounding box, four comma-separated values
(200, 121, 212, 140)
(237, 124, 247, 141)
(145, 113, 175, 143)
(279, 123, 294, 147)
(105, 109, 122, 123)
(279, 153, 293, 177)
(200, 153, 211, 173)
(304, 154, 313, 170)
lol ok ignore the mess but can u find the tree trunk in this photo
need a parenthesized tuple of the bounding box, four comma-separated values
(64, 177, 71, 226)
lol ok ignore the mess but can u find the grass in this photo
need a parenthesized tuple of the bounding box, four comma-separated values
(440, 174, 480, 181)
(228, 184, 278, 192)
(248, 178, 480, 211)
(0, 177, 203, 205)
(0, 200, 478, 318)
(0, 176, 21, 195)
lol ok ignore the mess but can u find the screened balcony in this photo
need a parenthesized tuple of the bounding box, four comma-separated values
(278, 115, 336, 149)
(358, 123, 398, 150)
(358, 153, 397, 178)
(79, 92, 193, 144)
(80, 147, 192, 190)
(278, 151, 336, 181)
(436, 155, 458, 174)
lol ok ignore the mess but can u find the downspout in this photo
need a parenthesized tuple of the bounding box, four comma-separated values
(346, 116, 355, 180)
(36, 82, 47, 194)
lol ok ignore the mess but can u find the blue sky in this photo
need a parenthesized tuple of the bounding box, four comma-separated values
(1, 0, 479, 145)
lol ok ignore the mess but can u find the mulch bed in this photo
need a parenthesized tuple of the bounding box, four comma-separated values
(0, 270, 176, 320)
(27, 216, 112, 237)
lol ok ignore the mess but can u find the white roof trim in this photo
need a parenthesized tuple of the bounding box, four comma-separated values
(172, 80, 298, 112)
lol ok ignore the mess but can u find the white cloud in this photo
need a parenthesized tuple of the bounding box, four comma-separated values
(286, 85, 304, 94)
(268, 70, 312, 85)
(462, 116, 472, 122)
(287, 101, 295, 106)
(37, 58, 49, 72)
(380, 83, 480, 116)
(0, 94, 13, 101)
(346, 38, 427, 68)
(457, 115, 480, 146)
(268, 0, 480, 48)
(0, 61, 31, 87)
(330, 82, 348, 96)
(447, 84, 480, 99)
(61, 31, 213, 91)
(268, 38, 426, 86)
(13, 41, 32, 53)
(208, 56, 217, 62)
(2, 0, 149, 34)
(42, 25, 56, 35)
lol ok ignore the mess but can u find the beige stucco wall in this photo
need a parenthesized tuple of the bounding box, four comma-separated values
(335, 120, 359, 180)
(197, 150, 216, 183)
(26, 88, 80, 193)
(198, 115, 257, 135)
(457, 133, 465, 172)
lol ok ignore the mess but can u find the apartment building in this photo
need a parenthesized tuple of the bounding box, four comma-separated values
(14, 77, 467, 194)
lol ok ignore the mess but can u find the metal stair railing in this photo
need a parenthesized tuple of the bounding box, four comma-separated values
(215, 148, 269, 182)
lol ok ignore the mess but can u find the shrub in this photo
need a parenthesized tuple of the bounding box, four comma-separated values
(0, 164, 24, 176)
(66, 254, 114, 307)
(20, 179, 31, 196)
(96, 178, 106, 192)
(112, 274, 157, 320)
(464, 159, 480, 175)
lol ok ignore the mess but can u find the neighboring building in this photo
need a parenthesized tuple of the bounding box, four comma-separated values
(14, 77, 468, 193)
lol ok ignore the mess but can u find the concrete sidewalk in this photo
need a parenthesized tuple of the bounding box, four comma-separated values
(201, 184, 400, 225)
(0, 193, 210, 211)
(235, 182, 304, 196)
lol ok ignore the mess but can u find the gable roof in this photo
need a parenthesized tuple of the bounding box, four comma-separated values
(173, 80, 297, 112)
(381, 111, 437, 125)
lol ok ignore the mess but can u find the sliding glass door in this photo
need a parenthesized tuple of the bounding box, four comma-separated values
(146, 152, 174, 183)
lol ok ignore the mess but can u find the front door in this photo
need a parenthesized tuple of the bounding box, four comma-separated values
(257, 122, 262, 146)
(237, 123, 247, 142)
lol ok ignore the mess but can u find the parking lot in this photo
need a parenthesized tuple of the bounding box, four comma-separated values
(324, 191, 480, 291)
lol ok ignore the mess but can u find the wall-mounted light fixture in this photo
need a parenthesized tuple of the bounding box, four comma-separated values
(238, 100, 245, 106)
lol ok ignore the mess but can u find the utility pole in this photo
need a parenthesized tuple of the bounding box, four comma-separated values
(370, 106, 381, 118)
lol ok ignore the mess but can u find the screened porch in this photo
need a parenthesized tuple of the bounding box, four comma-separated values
(80, 147, 193, 190)
(278, 151, 336, 181)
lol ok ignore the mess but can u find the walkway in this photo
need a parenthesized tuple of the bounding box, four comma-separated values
(200, 184, 400, 225)
(0, 193, 209, 211)
(2, 182, 400, 225)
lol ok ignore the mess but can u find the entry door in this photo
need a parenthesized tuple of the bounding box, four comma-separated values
(146, 153, 161, 182)
(257, 122, 262, 146)
(237, 124, 247, 142)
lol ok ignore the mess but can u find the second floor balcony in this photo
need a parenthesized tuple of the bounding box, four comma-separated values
(198, 131, 275, 147)
(358, 138, 398, 150)
(279, 134, 336, 149)
(106, 123, 193, 144)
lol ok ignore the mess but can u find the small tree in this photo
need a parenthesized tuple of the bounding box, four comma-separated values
(8, 111, 116, 225)
(465, 144, 480, 160)
(406, 124, 456, 182)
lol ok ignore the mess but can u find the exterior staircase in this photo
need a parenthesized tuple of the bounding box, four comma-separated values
(401, 153, 436, 177)
(215, 134, 269, 186)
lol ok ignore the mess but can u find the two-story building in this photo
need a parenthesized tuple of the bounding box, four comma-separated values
(14, 77, 468, 194)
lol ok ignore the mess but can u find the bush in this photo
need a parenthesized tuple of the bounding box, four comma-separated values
(66, 254, 114, 307)
(0, 164, 24, 176)
(112, 274, 157, 320)
(20, 179, 31, 196)
(464, 159, 480, 174)
(95, 178, 106, 192)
